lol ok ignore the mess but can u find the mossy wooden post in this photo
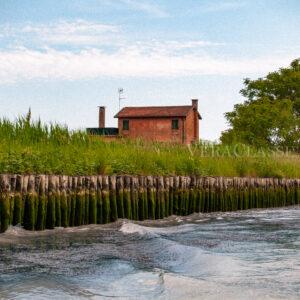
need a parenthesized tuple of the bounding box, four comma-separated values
(142, 176, 148, 220)
(248, 178, 254, 209)
(185, 176, 191, 215)
(24, 175, 38, 230)
(53, 176, 61, 227)
(179, 176, 186, 215)
(36, 175, 46, 230)
(66, 176, 72, 226)
(164, 177, 170, 218)
(147, 176, 155, 220)
(297, 179, 300, 204)
(96, 176, 103, 224)
(69, 177, 77, 227)
(12, 175, 23, 226)
(178, 176, 184, 215)
(173, 176, 180, 215)
(168, 176, 174, 216)
(109, 176, 118, 222)
(74, 177, 84, 227)
(213, 177, 218, 212)
(79, 176, 86, 225)
(196, 177, 202, 212)
(207, 177, 212, 212)
(154, 177, 160, 219)
(217, 177, 223, 212)
(296, 179, 300, 204)
(79, 177, 87, 224)
(219, 177, 225, 211)
(89, 176, 97, 224)
(138, 176, 146, 221)
(83, 177, 89, 224)
(116, 176, 125, 219)
(157, 176, 165, 219)
(46, 176, 56, 229)
(188, 176, 196, 214)
(133, 177, 140, 220)
(102, 176, 110, 224)
(8, 175, 16, 225)
(124, 176, 132, 220)
(60, 175, 69, 227)
(0, 175, 11, 232)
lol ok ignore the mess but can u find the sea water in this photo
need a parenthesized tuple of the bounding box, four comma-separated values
(0, 207, 299, 299)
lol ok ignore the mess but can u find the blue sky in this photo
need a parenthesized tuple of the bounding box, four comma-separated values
(0, 0, 299, 140)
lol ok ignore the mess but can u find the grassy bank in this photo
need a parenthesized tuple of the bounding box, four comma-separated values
(0, 116, 300, 177)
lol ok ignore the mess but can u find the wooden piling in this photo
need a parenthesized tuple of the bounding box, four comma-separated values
(0, 174, 299, 232)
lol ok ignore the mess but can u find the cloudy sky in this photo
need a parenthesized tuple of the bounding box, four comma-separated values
(0, 0, 299, 140)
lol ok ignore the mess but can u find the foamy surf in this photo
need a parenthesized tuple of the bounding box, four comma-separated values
(119, 221, 196, 236)
(119, 222, 153, 235)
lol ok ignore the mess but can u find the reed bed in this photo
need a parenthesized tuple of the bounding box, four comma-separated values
(0, 116, 299, 177)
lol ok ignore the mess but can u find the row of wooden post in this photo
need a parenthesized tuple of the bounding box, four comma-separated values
(0, 175, 299, 232)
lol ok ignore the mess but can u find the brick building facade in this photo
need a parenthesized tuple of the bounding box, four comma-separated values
(114, 99, 201, 144)
(87, 99, 201, 144)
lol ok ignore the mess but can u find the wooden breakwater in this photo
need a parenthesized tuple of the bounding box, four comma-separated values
(0, 174, 299, 232)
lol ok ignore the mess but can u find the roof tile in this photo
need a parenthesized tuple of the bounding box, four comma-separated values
(114, 106, 194, 118)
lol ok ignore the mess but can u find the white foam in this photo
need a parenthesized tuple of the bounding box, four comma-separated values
(119, 222, 152, 235)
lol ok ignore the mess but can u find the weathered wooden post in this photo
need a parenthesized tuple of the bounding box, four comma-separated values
(96, 176, 103, 224)
(147, 176, 156, 220)
(36, 175, 46, 230)
(102, 176, 110, 223)
(89, 176, 97, 224)
(0, 175, 11, 232)
(23, 175, 37, 230)
(124, 176, 132, 220)
(131, 176, 139, 220)
(157, 176, 165, 219)
(12, 175, 23, 226)
(109, 176, 118, 222)
(116, 176, 125, 219)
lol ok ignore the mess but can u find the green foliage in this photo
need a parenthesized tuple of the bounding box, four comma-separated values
(221, 59, 300, 149)
(0, 116, 299, 178)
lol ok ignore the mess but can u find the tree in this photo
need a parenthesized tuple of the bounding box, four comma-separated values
(221, 59, 300, 149)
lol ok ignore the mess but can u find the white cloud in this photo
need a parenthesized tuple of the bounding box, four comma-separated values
(0, 20, 120, 46)
(0, 46, 296, 84)
(0, 20, 297, 84)
(119, 0, 169, 18)
(197, 1, 246, 13)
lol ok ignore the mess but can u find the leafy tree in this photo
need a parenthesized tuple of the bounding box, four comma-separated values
(221, 59, 300, 149)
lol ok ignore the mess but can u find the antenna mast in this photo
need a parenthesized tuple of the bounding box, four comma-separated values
(118, 88, 125, 111)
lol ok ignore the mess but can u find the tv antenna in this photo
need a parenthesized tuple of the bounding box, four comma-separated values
(118, 88, 125, 111)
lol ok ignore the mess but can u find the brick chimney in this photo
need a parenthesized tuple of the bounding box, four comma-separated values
(192, 99, 198, 110)
(98, 106, 105, 128)
(191, 99, 199, 142)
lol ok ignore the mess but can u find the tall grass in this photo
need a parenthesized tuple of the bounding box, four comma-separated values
(0, 114, 300, 177)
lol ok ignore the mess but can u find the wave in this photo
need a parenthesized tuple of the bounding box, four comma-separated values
(119, 221, 195, 237)
(119, 222, 153, 235)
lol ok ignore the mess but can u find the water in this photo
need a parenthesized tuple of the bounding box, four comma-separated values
(0, 207, 299, 299)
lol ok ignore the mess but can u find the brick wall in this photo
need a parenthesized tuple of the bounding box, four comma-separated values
(185, 109, 199, 144)
(118, 117, 185, 143)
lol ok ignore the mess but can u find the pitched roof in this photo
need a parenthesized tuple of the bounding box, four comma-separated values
(114, 105, 202, 119)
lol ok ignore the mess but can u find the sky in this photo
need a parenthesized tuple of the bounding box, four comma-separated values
(0, 0, 299, 141)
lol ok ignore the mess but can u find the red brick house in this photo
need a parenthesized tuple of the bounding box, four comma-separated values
(87, 99, 201, 144)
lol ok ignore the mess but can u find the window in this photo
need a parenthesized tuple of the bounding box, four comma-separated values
(123, 119, 129, 130)
(172, 119, 179, 130)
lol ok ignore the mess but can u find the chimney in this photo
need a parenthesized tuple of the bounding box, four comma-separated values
(192, 99, 198, 110)
(98, 106, 105, 128)
(191, 99, 199, 142)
